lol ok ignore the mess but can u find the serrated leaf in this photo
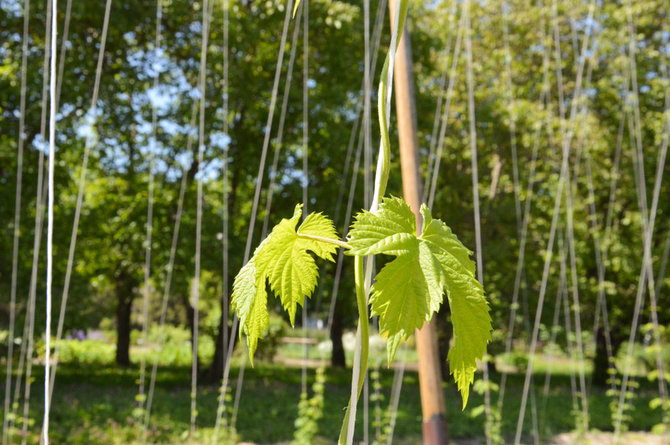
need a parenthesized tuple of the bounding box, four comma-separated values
(370, 244, 432, 339)
(231, 258, 269, 364)
(348, 197, 491, 407)
(421, 204, 474, 276)
(420, 206, 491, 409)
(445, 274, 489, 408)
(297, 212, 340, 260)
(255, 204, 339, 325)
(232, 204, 342, 362)
(347, 196, 418, 256)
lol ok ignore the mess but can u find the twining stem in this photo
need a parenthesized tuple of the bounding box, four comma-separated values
(338, 255, 369, 445)
(338, 0, 409, 442)
(295, 232, 352, 250)
(371, 0, 409, 209)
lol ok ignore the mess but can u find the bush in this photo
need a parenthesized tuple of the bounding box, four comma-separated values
(54, 339, 116, 365)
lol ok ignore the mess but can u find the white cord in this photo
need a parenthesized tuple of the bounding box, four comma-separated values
(2, 0, 30, 442)
(44, 0, 58, 441)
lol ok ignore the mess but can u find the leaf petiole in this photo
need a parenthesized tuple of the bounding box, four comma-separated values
(295, 231, 352, 250)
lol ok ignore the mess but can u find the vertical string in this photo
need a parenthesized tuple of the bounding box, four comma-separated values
(615, 1, 670, 432)
(427, 14, 464, 209)
(301, 0, 309, 397)
(138, 0, 163, 425)
(463, 2, 493, 444)
(422, 0, 459, 203)
(2, 0, 30, 442)
(552, 1, 590, 429)
(44, 0, 58, 442)
(362, 0, 371, 439)
(213, 0, 231, 438)
(18, 1, 53, 441)
(143, 103, 196, 439)
(514, 1, 597, 441)
(260, 5, 302, 240)
(191, 0, 212, 437)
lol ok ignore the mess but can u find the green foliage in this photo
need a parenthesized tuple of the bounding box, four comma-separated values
(233, 196, 490, 410)
(53, 339, 116, 365)
(232, 204, 339, 362)
(348, 196, 491, 407)
(292, 367, 326, 445)
(370, 365, 394, 445)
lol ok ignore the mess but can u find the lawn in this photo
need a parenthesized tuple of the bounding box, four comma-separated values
(0, 336, 663, 444)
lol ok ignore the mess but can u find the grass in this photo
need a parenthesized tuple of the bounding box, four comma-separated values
(0, 337, 665, 444)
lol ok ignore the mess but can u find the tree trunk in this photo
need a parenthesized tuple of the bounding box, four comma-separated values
(330, 301, 346, 368)
(179, 293, 198, 370)
(205, 313, 236, 381)
(592, 327, 611, 387)
(205, 156, 241, 380)
(115, 271, 135, 366)
(436, 304, 452, 381)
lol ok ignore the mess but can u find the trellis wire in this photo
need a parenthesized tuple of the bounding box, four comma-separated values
(496, 5, 551, 413)
(143, 102, 197, 439)
(190, 0, 213, 436)
(43, 0, 58, 440)
(553, 7, 590, 428)
(137, 0, 163, 427)
(17, 1, 54, 441)
(260, 5, 303, 240)
(301, 0, 310, 398)
(2, 0, 30, 442)
(614, 0, 670, 432)
(463, 1, 493, 443)
(213, 0, 231, 437)
(422, 0, 459, 203)
(426, 13, 464, 209)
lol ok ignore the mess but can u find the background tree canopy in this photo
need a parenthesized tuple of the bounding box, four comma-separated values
(1, 0, 669, 443)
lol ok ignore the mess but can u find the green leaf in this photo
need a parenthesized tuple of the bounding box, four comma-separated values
(347, 197, 491, 407)
(231, 204, 341, 363)
(421, 204, 475, 276)
(369, 244, 430, 339)
(231, 258, 269, 364)
(420, 205, 491, 409)
(297, 212, 340, 260)
(386, 332, 403, 365)
(256, 204, 338, 325)
(347, 196, 418, 256)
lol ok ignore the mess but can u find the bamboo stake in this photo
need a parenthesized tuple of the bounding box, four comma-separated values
(389, 1, 449, 443)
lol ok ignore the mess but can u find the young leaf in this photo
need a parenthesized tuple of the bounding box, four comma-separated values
(232, 204, 341, 363)
(230, 258, 269, 363)
(255, 205, 339, 324)
(420, 204, 491, 409)
(347, 197, 491, 407)
(346, 196, 417, 256)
